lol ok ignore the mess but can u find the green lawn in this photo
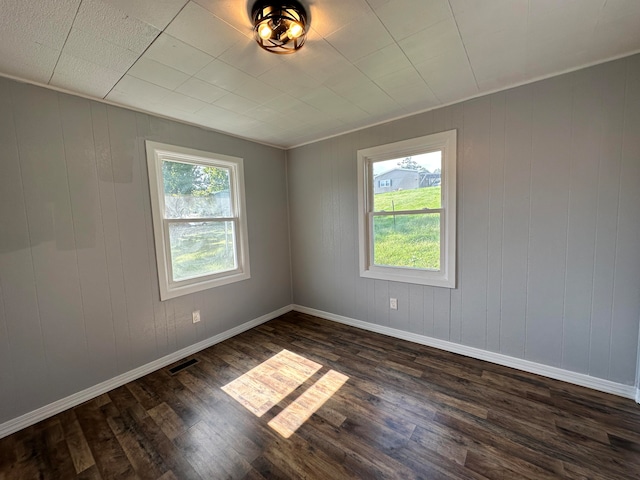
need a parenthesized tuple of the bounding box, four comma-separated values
(169, 222, 236, 281)
(374, 186, 441, 211)
(373, 187, 441, 270)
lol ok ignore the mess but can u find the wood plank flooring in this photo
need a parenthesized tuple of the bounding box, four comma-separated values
(1, 311, 639, 479)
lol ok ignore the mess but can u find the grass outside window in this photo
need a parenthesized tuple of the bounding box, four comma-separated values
(372, 187, 441, 270)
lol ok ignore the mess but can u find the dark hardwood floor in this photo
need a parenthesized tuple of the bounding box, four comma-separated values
(1, 310, 639, 479)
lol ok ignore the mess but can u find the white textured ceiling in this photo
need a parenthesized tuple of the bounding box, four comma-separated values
(1, 0, 640, 148)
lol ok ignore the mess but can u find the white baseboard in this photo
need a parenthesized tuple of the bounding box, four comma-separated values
(293, 305, 638, 401)
(0, 304, 294, 440)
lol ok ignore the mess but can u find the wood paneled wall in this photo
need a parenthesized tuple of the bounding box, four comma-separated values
(287, 55, 640, 386)
(0, 78, 292, 424)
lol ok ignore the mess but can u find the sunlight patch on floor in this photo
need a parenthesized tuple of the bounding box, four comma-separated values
(268, 369, 349, 438)
(221, 349, 322, 417)
(222, 349, 349, 437)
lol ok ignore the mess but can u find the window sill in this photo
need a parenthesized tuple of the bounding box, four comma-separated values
(360, 267, 455, 289)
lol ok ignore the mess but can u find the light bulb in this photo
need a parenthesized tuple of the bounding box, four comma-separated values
(287, 22, 303, 39)
(258, 23, 272, 39)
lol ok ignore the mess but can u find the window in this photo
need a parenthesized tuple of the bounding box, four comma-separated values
(379, 179, 391, 188)
(146, 141, 250, 300)
(357, 130, 456, 288)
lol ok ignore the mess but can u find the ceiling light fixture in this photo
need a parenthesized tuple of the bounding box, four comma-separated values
(251, 0, 308, 54)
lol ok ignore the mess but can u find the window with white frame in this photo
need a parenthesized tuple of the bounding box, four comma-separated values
(357, 130, 457, 288)
(379, 179, 391, 188)
(146, 141, 250, 300)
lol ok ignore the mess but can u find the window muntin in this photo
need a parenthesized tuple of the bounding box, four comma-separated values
(146, 142, 250, 300)
(357, 130, 456, 288)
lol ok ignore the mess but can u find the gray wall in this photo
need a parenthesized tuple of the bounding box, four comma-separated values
(288, 55, 640, 386)
(0, 77, 291, 424)
(1, 54, 639, 427)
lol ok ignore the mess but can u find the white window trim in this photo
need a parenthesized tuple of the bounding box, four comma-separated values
(357, 130, 457, 288)
(146, 141, 251, 300)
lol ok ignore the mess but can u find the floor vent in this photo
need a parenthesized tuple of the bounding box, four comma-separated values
(168, 358, 199, 375)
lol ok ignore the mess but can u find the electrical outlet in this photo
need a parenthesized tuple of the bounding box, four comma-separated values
(390, 298, 398, 310)
(192, 310, 201, 323)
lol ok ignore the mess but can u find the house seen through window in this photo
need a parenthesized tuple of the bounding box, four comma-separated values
(357, 130, 456, 288)
(372, 153, 443, 270)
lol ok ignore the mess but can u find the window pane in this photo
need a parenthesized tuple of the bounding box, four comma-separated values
(373, 213, 440, 270)
(169, 221, 237, 281)
(372, 151, 442, 211)
(162, 160, 231, 218)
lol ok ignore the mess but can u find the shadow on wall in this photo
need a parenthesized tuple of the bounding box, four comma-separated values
(0, 81, 138, 254)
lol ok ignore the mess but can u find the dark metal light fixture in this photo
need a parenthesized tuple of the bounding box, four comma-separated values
(251, 0, 308, 54)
